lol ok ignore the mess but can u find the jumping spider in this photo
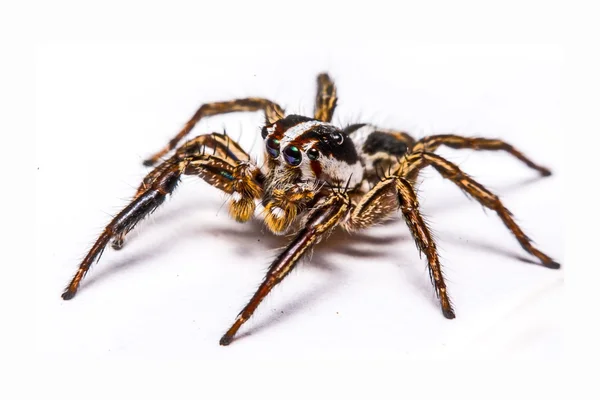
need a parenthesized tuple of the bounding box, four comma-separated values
(62, 73, 560, 345)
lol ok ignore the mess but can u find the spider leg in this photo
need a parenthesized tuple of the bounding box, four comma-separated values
(410, 151, 560, 268)
(143, 98, 285, 166)
(345, 177, 456, 318)
(411, 134, 551, 177)
(112, 133, 260, 249)
(314, 73, 338, 122)
(62, 144, 262, 300)
(219, 192, 351, 346)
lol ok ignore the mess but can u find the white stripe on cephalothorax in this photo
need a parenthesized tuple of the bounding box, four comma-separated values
(281, 121, 327, 146)
(317, 153, 364, 188)
(348, 124, 377, 149)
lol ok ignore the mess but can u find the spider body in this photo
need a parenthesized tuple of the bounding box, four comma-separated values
(259, 115, 364, 234)
(62, 73, 560, 346)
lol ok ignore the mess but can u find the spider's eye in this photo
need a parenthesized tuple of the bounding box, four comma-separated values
(307, 148, 320, 160)
(266, 137, 280, 158)
(283, 145, 302, 166)
(329, 131, 344, 145)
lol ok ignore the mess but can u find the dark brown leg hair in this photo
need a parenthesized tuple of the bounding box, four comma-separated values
(346, 178, 455, 319)
(219, 192, 350, 346)
(412, 134, 551, 176)
(143, 98, 285, 166)
(414, 152, 560, 268)
(62, 144, 260, 300)
(314, 73, 338, 123)
(112, 133, 255, 249)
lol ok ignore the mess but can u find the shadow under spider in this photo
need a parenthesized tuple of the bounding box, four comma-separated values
(437, 232, 541, 266)
(235, 278, 338, 342)
(116, 174, 546, 254)
(78, 174, 552, 333)
(203, 218, 409, 272)
(79, 206, 406, 295)
(419, 175, 548, 215)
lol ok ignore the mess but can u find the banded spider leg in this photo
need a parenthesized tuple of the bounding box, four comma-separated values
(62, 134, 263, 300)
(219, 191, 351, 345)
(112, 132, 259, 250)
(400, 151, 559, 268)
(314, 73, 338, 122)
(143, 98, 284, 166)
(408, 134, 552, 179)
(344, 175, 456, 319)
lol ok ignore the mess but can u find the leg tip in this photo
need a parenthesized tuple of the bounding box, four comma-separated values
(142, 159, 155, 167)
(544, 259, 561, 269)
(219, 335, 233, 346)
(443, 308, 456, 319)
(539, 168, 552, 177)
(61, 289, 76, 300)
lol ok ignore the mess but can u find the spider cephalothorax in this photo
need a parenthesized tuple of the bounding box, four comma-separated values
(260, 115, 363, 233)
(62, 73, 560, 346)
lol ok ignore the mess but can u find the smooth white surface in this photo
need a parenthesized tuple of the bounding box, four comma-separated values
(35, 42, 563, 360)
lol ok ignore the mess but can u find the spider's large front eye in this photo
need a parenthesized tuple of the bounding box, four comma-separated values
(266, 137, 280, 158)
(283, 145, 302, 166)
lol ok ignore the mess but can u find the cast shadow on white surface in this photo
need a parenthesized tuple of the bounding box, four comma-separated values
(441, 234, 538, 266)
(423, 175, 548, 216)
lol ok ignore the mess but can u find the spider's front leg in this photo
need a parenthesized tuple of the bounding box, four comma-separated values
(219, 191, 351, 346)
(345, 176, 456, 318)
(143, 98, 284, 166)
(62, 138, 263, 300)
(112, 133, 261, 249)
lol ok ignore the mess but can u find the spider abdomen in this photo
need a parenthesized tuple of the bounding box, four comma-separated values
(345, 124, 416, 181)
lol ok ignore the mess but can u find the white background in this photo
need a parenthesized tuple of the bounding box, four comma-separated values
(36, 41, 563, 359)
(10, 0, 597, 398)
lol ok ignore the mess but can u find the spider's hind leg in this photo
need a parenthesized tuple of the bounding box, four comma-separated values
(412, 152, 560, 268)
(412, 134, 552, 177)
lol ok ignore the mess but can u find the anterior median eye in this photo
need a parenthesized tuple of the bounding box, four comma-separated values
(266, 137, 280, 158)
(283, 145, 302, 166)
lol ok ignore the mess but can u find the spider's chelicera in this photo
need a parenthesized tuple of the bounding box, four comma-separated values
(62, 73, 560, 345)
